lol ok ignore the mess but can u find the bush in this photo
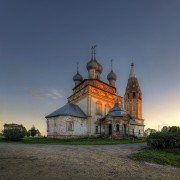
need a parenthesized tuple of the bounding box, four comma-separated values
(147, 132, 180, 149)
(3, 128, 25, 141)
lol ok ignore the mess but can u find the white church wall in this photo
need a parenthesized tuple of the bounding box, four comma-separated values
(129, 125, 144, 137)
(75, 97, 88, 115)
(90, 96, 114, 135)
(47, 116, 88, 138)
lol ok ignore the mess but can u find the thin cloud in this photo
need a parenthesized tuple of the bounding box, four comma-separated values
(25, 89, 43, 99)
(25, 88, 63, 100)
(47, 88, 63, 99)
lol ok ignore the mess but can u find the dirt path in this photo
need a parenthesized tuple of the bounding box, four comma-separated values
(0, 143, 179, 180)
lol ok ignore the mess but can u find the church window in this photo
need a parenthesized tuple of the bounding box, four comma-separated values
(139, 130, 140, 134)
(133, 92, 136, 98)
(116, 124, 119, 132)
(67, 122, 74, 131)
(95, 126, 98, 134)
(96, 101, 102, 115)
(128, 93, 130, 99)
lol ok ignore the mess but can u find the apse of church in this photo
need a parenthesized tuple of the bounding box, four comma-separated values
(45, 46, 144, 138)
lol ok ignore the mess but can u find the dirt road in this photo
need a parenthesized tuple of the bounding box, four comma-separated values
(0, 143, 179, 180)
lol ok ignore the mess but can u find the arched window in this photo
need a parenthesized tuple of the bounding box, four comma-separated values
(133, 92, 136, 98)
(66, 122, 74, 131)
(96, 101, 102, 115)
(116, 124, 120, 132)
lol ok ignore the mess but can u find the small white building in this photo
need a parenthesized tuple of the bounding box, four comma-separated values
(45, 47, 144, 138)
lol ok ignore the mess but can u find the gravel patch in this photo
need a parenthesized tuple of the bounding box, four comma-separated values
(0, 143, 179, 180)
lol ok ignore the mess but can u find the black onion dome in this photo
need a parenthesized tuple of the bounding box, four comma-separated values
(86, 58, 99, 71)
(73, 72, 83, 81)
(107, 70, 117, 81)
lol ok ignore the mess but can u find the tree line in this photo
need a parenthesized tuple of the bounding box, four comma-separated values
(144, 126, 180, 136)
(2, 125, 41, 141)
(145, 126, 180, 150)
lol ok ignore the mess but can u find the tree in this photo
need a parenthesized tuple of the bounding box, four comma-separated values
(144, 128, 157, 136)
(22, 126, 27, 136)
(28, 126, 41, 137)
(169, 126, 180, 133)
(3, 128, 24, 141)
(27, 130, 31, 137)
(36, 129, 41, 136)
(30, 125, 37, 137)
(161, 126, 170, 133)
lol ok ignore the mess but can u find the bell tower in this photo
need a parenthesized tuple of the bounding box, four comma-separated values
(124, 63, 142, 119)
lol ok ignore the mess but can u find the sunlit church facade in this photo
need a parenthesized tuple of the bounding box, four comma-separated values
(45, 47, 144, 138)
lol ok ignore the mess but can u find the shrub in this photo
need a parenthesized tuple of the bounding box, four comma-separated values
(169, 126, 180, 133)
(3, 128, 25, 141)
(147, 132, 180, 149)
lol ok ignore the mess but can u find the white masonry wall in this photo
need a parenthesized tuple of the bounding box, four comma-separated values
(47, 116, 88, 138)
(128, 125, 144, 137)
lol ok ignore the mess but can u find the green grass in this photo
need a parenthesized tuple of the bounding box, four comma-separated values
(0, 136, 146, 145)
(131, 147, 180, 168)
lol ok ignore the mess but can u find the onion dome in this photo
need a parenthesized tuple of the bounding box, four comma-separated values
(73, 62, 83, 82)
(107, 70, 117, 81)
(73, 71, 83, 81)
(97, 62, 103, 74)
(86, 58, 99, 71)
(86, 45, 102, 74)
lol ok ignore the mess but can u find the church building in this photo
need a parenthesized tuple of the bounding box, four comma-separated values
(45, 47, 144, 138)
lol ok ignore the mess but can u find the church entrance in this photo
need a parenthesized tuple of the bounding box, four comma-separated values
(124, 124, 127, 135)
(108, 124, 112, 136)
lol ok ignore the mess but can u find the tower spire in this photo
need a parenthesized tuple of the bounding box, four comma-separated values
(129, 60, 136, 78)
(131, 56, 134, 63)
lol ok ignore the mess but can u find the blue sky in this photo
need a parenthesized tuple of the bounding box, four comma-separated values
(0, 0, 180, 134)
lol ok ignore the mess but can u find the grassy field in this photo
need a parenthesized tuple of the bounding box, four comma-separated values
(0, 136, 146, 145)
(131, 147, 180, 168)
